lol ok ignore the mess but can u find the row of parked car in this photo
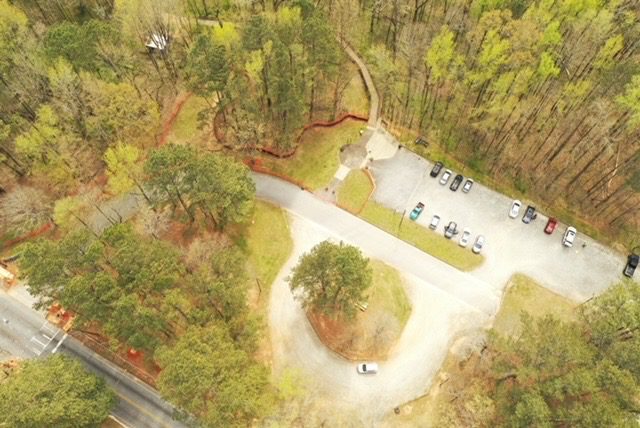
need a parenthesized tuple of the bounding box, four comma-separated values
(430, 162, 474, 193)
(409, 203, 485, 254)
(508, 200, 577, 247)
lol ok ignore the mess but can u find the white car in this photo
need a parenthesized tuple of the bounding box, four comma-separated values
(439, 169, 453, 185)
(429, 215, 440, 230)
(357, 362, 378, 374)
(472, 235, 485, 254)
(458, 228, 471, 247)
(562, 227, 577, 247)
(509, 200, 522, 218)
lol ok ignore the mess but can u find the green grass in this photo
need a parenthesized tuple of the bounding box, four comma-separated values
(341, 73, 369, 117)
(166, 95, 210, 145)
(258, 120, 363, 191)
(337, 169, 373, 213)
(244, 201, 293, 311)
(368, 260, 412, 327)
(493, 274, 577, 336)
(360, 201, 484, 271)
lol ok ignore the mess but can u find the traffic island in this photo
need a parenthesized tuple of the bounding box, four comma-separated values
(306, 260, 411, 361)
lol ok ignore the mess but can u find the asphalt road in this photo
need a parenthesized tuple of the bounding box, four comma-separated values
(0, 291, 186, 428)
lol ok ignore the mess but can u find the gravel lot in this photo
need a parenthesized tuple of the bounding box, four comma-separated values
(369, 149, 628, 301)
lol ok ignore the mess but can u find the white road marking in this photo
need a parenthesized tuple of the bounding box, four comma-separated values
(30, 337, 46, 347)
(51, 333, 68, 354)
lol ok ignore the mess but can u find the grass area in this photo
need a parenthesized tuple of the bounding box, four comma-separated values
(308, 259, 411, 360)
(341, 72, 369, 117)
(166, 95, 210, 145)
(360, 201, 484, 271)
(368, 260, 412, 327)
(337, 169, 373, 213)
(244, 201, 293, 312)
(493, 274, 577, 336)
(258, 119, 363, 190)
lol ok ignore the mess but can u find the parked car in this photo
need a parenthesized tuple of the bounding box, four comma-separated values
(429, 214, 440, 230)
(430, 162, 444, 178)
(357, 362, 378, 374)
(439, 169, 453, 185)
(522, 205, 537, 224)
(509, 200, 522, 219)
(472, 235, 485, 254)
(450, 174, 464, 191)
(544, 218, 558, 234)
(444, 221, 458, 239)
(409, 202, 425, 220)
(458, 228, 471, 247)
(562, 226, 577, 247)
(462, 179, 474, 193)
(623, 254, 639, 278)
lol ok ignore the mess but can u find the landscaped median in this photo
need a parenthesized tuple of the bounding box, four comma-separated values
(307, 259, 411, 360)
(337, 169, 374, 213)
(359, 201, 485, 271)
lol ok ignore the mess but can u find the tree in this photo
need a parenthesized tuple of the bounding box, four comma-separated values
(184, 32, 230, 106)
(104, 143, 149, 200)
(288, 241, 372, 319)
(0, 355, 115, 428)
(0, 185, 52, 234)
(19, 224, 185, 352)
(156, 324, 272, 427)
(144, 144, 255, 229)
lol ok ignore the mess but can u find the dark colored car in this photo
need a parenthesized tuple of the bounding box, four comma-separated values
(444, 221, 458, 239)
(450, 174, 464, 191)
(430, 161, 444, 178)
(522, 205, 537, 224)
(624, 254, 639, 278)
(544, 217, 558, 234)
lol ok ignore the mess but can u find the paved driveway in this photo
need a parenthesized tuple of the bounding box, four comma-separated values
(370, 149, 628, 301)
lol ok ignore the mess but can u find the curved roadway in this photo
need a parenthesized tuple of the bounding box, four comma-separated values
(254, 173, 499, 422)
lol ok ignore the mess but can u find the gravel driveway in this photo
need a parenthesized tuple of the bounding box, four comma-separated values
(369, 149, 628, 301)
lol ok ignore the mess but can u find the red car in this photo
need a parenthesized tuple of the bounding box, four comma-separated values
(544, 218, 558, 234)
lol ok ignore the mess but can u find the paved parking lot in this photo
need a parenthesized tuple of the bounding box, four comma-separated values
(369, 149, 628, 302)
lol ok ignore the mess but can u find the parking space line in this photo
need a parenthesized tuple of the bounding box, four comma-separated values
(30, 347, 43, 355)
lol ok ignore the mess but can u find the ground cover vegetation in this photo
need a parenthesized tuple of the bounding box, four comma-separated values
(434, 281, 640, 427)
(338, 0, 640, 246)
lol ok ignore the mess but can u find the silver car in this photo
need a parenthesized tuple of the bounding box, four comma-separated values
(357, 362, 378, 374)
(509, 200, 522, 218)
(429, 215, 440, 230)
(472, 235, 485, 254)
(562, 227, 577, 247)
(458, 228, 471, 247)
(439, 169, 453, 185)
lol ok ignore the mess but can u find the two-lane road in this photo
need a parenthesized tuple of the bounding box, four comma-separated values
(0, 292, 186, 428)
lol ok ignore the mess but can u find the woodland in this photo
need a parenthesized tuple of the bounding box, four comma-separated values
(0, 0, 639, 427)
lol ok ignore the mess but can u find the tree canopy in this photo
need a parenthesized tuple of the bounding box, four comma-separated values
(0, 355, 115, 428)
(289, 240, 372, 319)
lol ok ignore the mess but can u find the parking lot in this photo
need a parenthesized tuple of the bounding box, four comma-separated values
(369, 149, 627, 302)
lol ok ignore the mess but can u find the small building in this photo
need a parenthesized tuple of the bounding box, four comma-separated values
(145, 33, 169, 52)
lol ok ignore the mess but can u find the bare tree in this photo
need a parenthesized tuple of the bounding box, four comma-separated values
(0, 186, 53, 235)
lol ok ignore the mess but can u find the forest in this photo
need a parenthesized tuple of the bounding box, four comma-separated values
(0, 0, 639, 426)
(347, 0, 640, 243)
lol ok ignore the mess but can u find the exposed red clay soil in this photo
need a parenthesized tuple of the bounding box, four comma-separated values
(159, 93, 193, 147)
